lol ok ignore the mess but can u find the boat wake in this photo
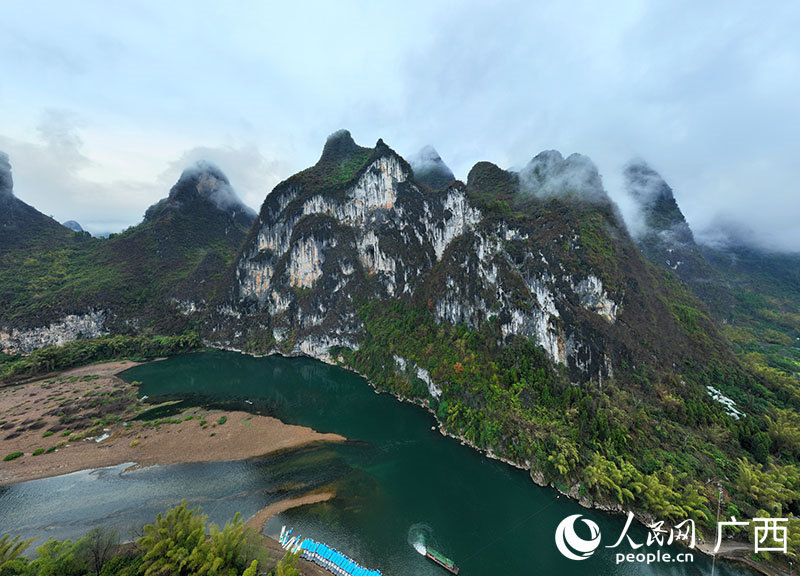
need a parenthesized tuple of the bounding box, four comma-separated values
(407, 523, 433, 556)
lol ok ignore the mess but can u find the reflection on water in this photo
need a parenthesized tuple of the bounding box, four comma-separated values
(0, 351, 756, 575)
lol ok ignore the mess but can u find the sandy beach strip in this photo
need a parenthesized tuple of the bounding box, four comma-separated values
(245, 491, 336, 533)
(0, 360, 344, 485)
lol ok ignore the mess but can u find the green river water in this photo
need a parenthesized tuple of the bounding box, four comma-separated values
(0, 351, 758, 576)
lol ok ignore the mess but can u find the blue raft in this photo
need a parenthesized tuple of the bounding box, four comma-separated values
(279, 526, 382, 576)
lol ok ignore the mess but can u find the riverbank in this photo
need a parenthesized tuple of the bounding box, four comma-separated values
(3, 350, 779, 576)
(312, 353, 787, 576)
(0, 360, 345, 485)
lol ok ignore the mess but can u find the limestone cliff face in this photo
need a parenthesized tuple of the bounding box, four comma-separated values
(0, 311, 107, 354)
(232, 134, 481, 359)
(0, 137, 728, 395)
(215, 131, 698, 384)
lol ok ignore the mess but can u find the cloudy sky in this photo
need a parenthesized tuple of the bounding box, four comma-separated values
(0, 1, 798, 250)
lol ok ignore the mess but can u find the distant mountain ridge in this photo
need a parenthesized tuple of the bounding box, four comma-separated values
(622, 159, 732, 311)
(623, 158, 800, 320)
(2, 136, 798, 553)
(145, 160, 256, 224)
(0, 151, 77, 252)
(0, 157, 255, 344)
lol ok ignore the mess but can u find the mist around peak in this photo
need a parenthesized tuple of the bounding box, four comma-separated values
(519, 150, 610, 204)
(409, 145, 455, 190)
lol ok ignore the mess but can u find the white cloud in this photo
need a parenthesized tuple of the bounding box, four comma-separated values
(160, 145, 289, 215)
(0, 111, 288, 235)
(0, 1, 798, 250)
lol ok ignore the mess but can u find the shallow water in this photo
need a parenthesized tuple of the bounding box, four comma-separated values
(0, 351, 755, 575)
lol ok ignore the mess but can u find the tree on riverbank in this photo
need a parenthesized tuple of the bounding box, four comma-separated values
(137, 500, 254, 576)
(0, 333, 201, 384)
(273, 551, 300, 576)
(0, 535, 35, 571)
(0, 501, 267, 576)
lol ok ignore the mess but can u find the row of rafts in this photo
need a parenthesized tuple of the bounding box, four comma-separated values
(279, 526, 460, 575)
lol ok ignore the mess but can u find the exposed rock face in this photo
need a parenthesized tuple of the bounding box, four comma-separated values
(218, 133, 705, 384)
(235, 139, 458, 342)
(1, 156, 257, 350)
(393, 355, 442, 399)
(409, 145, 456, 190)
(421, 212, 629, 380)
(0, 311, 107, 354)
(572, 275, 617, 323)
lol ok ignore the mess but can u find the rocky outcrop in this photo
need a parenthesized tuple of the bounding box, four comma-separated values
(0, 311, 107, 354)
(216, 133, 700, 386)
(571, 275, 617, 322)
(234, 137, 455, 352)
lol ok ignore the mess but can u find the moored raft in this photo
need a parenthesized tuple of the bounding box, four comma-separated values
(280, 526, 382, 576)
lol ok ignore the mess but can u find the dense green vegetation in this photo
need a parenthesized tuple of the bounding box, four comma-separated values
(0, 333, 201, 383)
(3, 133, 798, 571)
(335, 301, 800, 559)
(273, 131, 387, 202)
(0, 218, 242, 331)
(718, 289, 800, 408)
(464, 162, 519, 216)
(673, 247, 800, 416)
(0, 168, 253, 334)
(619, 167, 800, 568)
(0, 501, 301, 576)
